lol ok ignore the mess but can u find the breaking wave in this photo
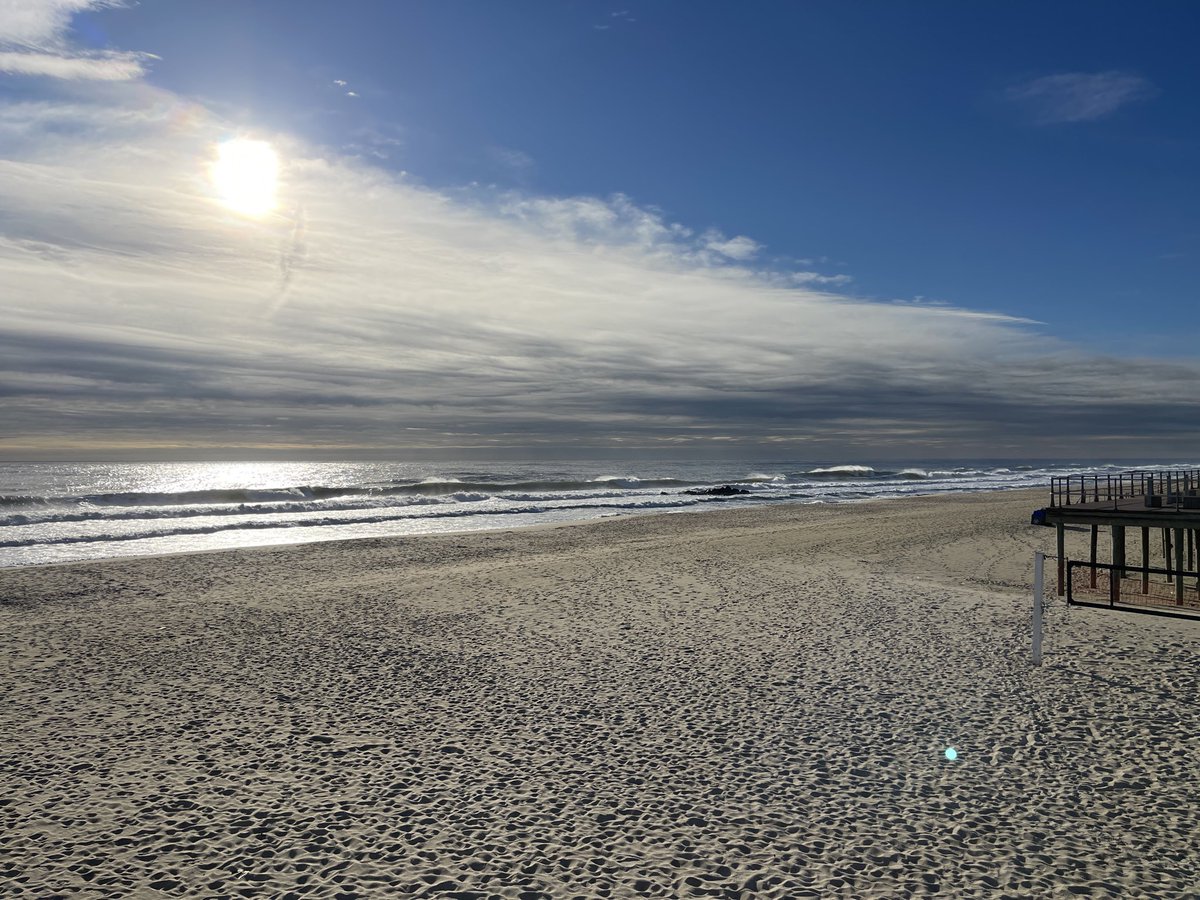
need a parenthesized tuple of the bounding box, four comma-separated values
(4, 458, 1195, 567)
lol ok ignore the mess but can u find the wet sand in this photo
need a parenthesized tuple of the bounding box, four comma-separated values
(2, 488, 1198, 898)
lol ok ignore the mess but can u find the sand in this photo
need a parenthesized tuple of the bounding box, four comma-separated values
(2, 488, 1198, 898)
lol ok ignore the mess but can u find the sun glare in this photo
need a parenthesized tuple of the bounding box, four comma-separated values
(211, 139, 279, 216)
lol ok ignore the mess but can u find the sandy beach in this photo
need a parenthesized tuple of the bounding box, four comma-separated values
(2, 488, 1198, 898)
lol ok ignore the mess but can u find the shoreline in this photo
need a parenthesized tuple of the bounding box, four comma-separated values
(0, 484, 1051, 574)
(3, 487, 1197, 897)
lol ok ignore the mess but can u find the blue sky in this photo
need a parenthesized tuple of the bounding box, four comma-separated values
(83, 1, 1200, 340)
(1, 1, 1198, 458)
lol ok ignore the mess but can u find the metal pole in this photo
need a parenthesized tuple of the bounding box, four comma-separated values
(1033, 551, 1044, 667)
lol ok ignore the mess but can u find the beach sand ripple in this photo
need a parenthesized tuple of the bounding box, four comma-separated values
(2, 490, 1198, 897)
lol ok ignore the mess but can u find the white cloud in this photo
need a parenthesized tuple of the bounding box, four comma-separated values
(0, 0, 97, 45)
(1004, 71, 1156, 124)
(704, 233, 760, 261)
(0, 48, 145, 79)
(782, 271, 851, 287)
(0, 0, 148, 81)
(0, 87, 1197, 455)
(490, 146, 535, 173)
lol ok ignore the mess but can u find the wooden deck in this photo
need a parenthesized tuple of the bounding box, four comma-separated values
(1042, 468, 1200, 608)
(1044, 497, 1200, 530)
(1045, 467, 1200, 528)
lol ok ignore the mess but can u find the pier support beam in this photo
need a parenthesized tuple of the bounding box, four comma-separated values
(1195, 531, 1200, 596)
(1056, 523, 1065, 596)
(1141, 527, 1150, 595)
(1089, 525, 1098, 588)
(1175, 529, 1186, 604)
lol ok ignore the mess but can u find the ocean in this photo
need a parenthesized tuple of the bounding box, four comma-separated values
(1, 459, 1193, 568)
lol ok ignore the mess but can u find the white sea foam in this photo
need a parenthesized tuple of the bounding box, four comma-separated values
(807, 465, 876, 476)
(2, 458, 1195, 567)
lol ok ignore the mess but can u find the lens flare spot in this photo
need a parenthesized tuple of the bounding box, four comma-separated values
(211, 139, 278, 217)
(944, 747, 958, 761)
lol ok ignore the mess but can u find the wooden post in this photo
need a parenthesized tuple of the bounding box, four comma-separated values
(1089, 525, 1098, 588)
(1032, 551, 1044, 666)
(1176, 529, 1185, 605)
(1165, 529, 1174, 583)
(1112, 525, 1126, 577)
(1195, 530, 1200, 597)
(1141, 526, 1150, 595)
(1056, 523, 1065, 596)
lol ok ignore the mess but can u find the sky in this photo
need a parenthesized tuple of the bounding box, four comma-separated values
(1, 0, 1198, 460)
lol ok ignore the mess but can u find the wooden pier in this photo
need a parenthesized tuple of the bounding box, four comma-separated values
(1042, 468, 1200, 617)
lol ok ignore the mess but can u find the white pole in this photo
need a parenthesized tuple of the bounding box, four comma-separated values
(1032, 551, 1044, 666)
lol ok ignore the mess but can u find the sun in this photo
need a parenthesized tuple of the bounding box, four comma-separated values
(210, 139, 279, 217)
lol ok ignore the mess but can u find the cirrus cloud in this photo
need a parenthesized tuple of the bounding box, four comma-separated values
(0, 0, 150, 81)
(1004, 70, 1157, 124)
(0, 80, 1197, 457)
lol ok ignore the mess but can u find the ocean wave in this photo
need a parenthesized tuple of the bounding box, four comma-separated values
(805, 465, 876, 478)
(379, 477, 696, 495)
(0, 494, 455, 528)
(54, 487, 339, 507)
(0, 494, 745, 550)
(0, 481, 740, 529)
(0, 495, 50, 509)
(0, 477, 709, 511)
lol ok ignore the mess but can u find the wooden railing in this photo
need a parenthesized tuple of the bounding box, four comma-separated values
(1067, 560, 1200, 618)
(1050, 469, 1200, 508)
